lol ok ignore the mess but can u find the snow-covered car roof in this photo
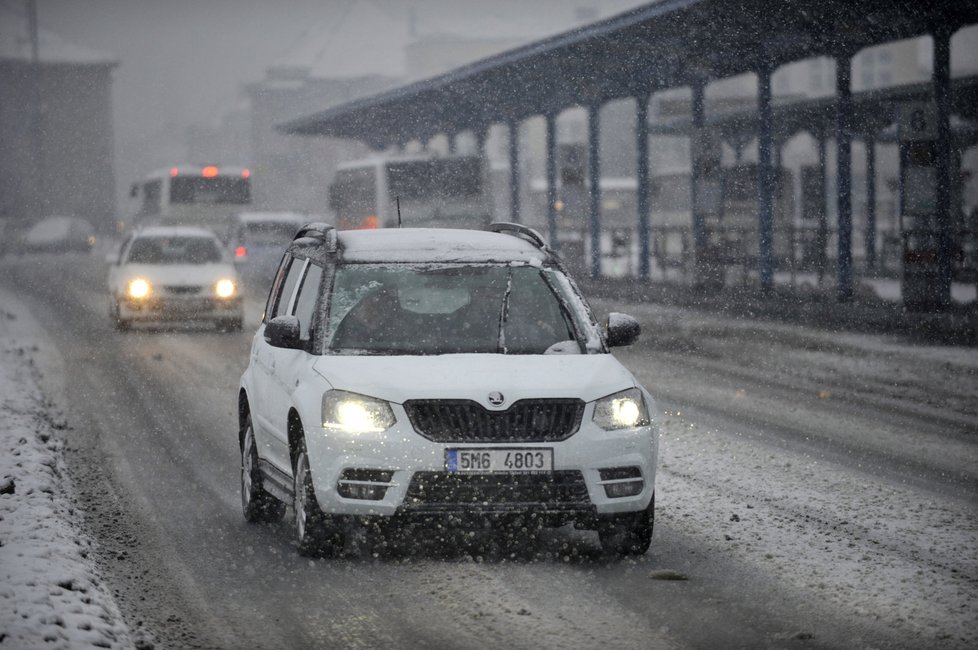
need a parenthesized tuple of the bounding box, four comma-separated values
(133, 226, 222, 240)
(335, 228, 551, 265)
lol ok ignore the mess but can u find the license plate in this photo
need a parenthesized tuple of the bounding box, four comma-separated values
(445, 448, 553, 473)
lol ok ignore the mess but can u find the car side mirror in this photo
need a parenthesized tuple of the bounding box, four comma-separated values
(265, 315, 301, 349)
(606, 312, 640, 347)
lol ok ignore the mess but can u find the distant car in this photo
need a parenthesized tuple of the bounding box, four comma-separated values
(107, 226, 243, 331)
(225, 212, 311, 291)
(22, 216, 96, 253)
(238, 222, 658, 557)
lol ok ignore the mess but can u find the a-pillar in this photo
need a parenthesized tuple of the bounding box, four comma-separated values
(934, 25, 954, 308)
(545, 113, 559, 250)
(836, 52, 854, 302)
(588, 103, 602, 278)
(757, 66, 775, 291)
(508, 119, 521, 223)
(636, 93, 651, 280)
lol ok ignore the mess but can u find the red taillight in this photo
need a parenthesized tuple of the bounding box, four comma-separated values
(241, 168, 251, 178)
(362, 215, 379, 230)
(235, 246, 247, 258)
(202, 165, 219, 178)
(170, 167, 179, 177)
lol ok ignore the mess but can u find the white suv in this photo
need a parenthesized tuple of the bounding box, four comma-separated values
(238, 223, 658, 556)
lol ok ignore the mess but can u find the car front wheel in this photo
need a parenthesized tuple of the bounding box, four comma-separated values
(294, 442, 343, 557)
(598, 494, 654, 556)
(241, 416, 285, 523)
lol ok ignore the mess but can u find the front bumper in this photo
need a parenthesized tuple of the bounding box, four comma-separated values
(119, 295, 243, 322)
(304, 401, 658, 524)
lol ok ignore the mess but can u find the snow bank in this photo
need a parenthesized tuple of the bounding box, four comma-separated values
(0, 289, 132, 649)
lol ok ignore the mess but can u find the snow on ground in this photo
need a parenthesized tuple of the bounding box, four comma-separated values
(0, 287, 132, 649)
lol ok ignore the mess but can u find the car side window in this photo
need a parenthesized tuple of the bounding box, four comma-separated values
(293, 263, 323, 343)
(268, 256, 306, 321)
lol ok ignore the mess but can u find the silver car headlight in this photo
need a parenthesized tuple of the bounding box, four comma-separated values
(592, 387, 650, 430)
(322, 390, 395, 434)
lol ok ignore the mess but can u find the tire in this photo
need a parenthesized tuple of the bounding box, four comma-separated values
(216, 318, 243, 332)
(598, 494, 654, 557)
(110, 300, 130, 331)
(293, 442, 343, 557)
(241, 416, 286, 523)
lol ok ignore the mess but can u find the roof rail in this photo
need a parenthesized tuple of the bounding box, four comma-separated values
(486, 222, 548, 251)
(293, 222, 337, 252)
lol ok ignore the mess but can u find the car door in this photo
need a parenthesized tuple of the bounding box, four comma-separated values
(262, 260, 324, 475)
(250, 254, 305, 471)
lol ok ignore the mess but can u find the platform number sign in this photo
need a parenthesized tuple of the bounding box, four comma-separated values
(899, 102, 937, 142)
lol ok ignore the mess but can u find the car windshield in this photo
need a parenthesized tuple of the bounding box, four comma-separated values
(326, 263, 586, 355)
(126, 236, 223, 264)
(244, 222, 301, 245)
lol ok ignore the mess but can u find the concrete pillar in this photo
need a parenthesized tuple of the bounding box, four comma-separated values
(636, 93, 651, 280)
(836, 53, 854, 302)
(545, 113, 559, 250)
(508, 119, 521, 223)
(757, 67, 775, 291)
(588, 104, 602, 278)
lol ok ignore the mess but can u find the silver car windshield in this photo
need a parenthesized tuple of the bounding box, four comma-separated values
(325, 263, 590, 355)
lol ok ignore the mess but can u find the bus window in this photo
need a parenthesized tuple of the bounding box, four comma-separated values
(140, 180, 162, 217)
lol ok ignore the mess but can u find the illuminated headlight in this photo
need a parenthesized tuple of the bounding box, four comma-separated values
(322, 390, 395, 434)
(127, 278, 152, 299)
(214, 278, 236, 299)
(592, 388, 650, 430)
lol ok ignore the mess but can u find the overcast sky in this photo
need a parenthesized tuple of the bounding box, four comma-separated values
(1, 0, 648, 208)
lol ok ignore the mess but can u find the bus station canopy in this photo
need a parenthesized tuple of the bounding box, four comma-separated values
(280, 0, 978, 148)
(648, 75, 978, 145)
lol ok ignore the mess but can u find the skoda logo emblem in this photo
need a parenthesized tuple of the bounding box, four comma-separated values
(487, 391, 505, 406)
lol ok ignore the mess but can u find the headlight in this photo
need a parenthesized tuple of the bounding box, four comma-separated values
(592, 387, 650, 430)
(214, 278, 236, 299)
(322, 390, 395, 434)
(127, 278, 152, 299)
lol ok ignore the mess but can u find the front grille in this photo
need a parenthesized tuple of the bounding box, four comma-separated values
(163, 285, 202, 295)
(402, 470, 591, 512)
(404, 399, 584, 442)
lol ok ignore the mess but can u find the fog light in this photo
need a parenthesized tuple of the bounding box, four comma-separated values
(603, 481, 644, 498)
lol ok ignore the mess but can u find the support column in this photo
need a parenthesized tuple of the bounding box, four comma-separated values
(636, 93, 651, 280)
(508, 119, 521, 223)
(836, 53, 854, 302)
(757, 66, 775, 291)
(865, 136, 877, 271)
(690, 81, 706, 269)
(545, 113, 559, 250)
(816, 130, 829, 285)
(934, 26, 954, 307)
(588, 104, 602, 278)
(448, 133, 457, 155)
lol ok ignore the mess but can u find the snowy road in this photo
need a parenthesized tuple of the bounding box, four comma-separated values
(2, 252, 976, 649)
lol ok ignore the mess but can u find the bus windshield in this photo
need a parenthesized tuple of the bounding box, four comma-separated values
(170, 176, 250, 205)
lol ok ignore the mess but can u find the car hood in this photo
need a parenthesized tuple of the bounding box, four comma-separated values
(312, 353, 638, 405)
(113, 263, 238, 287)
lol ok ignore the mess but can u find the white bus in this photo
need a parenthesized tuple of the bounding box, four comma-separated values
(328, 154, 493, 230)
(129, 164, 252, 231)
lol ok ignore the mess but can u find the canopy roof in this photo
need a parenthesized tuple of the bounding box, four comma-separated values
(281, 0, 978, 147)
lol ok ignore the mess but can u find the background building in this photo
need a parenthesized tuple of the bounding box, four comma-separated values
(0, 13, 116, 233)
